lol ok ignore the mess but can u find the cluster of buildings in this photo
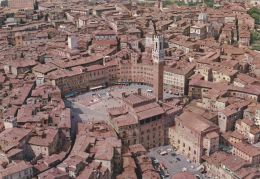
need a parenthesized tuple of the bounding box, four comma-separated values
(0, 79, 72, 178)
(0, 0, 260, 178)
(39, 121, 122, 179)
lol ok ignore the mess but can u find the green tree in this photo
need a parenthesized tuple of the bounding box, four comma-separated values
(34, 1, 39, 10)
(248, 7, 260, 24)
(251, 31, 260, 43)
(204, 0, 214, 7)
(176, 1, 186, 6)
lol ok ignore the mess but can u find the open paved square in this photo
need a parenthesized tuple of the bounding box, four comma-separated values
(148, 145, 207, 179)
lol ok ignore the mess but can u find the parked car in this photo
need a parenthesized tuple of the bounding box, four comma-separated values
(147, 89, 153, 93)
(164, 172, 170, 177)
(160, 151, 168, 156)
(195, 174, 201, 179)
(182, 167, 187, 172)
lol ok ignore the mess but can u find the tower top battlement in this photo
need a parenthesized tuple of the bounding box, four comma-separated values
(152, 34, 165, 64)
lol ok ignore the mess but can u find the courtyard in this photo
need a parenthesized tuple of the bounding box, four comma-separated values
(148, 145, 207, 179)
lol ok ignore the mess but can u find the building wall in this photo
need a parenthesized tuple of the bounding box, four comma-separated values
(117, 115, 165, 149)
(95, 34, 117, 41)
(203, 135, 219, 156)
(189, 86, 210, 99)
(194, 67, 212, 81)
(145, 35, 154, 48)
(164, 72, 185, 95)
(30, 145, 50, 156)
(204, 162, 233, 179)
(178, 0, 202, 4)
(232, 147, 260, 165)
(29, 132, 59, 157)
(117, 62, 154, 85)
(200, 97, 227, 111)
(239, 37, 250, 47)
(229, 90, 259, 102)
(255, 109, 260, 126)
(153, 62, 164, 100)
(33, 71, 46, 86)
(164, 67, 194, 96)
(51, 64, 117, 94)
(189, 84, 259, 102)
(170, 117, 219, 164)
(190, 26, 207, 40)
(139, 116, 165, 149)
(3, 167, 33, 179)
(169, 121, 202, 163)
(212, 70, 236, 83)
(235, 121, 258, 144)
(170, 42, 191, 54)
(218, 111, 242, 133)
(118, 123, 139, 146)
(8, 0, 34, 9)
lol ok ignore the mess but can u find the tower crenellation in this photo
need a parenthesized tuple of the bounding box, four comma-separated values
(152, 34, 165, 64)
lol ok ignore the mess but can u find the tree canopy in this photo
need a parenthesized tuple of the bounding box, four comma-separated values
(248, 7, 260, 24)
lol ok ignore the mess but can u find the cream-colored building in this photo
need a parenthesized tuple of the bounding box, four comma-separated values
(198, 88, 228, 111)
(244, 103, 260, 126)
(203, 151, 252, 179)
(212, 66, 238, 83)
(28, 128, 60, 157)
(235, 118, 260, 144)
(231, 142, 260, 165)
(177, 0, 202, 4)
(163, 62, 195, 96)
(190, 23, 207, 40)
(218, 101, 248, 133)
(194, 64, 213, 81)
(189, 79, 260, 102)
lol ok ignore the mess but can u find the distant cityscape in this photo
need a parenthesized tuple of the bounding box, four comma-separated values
(1, 0, 260, 179)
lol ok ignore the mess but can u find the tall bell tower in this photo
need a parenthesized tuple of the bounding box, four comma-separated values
(152, 34, 164, 101)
